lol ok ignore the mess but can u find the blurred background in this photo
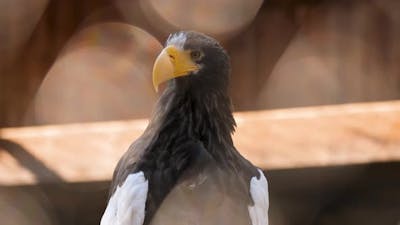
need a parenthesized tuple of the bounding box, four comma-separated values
(1, 0, 400, 126)
(0, 0, 399, 225)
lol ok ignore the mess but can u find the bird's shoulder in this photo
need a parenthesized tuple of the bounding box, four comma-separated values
(108, 135, 150, 195)
(105, 136, 269, 225)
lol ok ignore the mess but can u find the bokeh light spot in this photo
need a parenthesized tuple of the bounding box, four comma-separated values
(29, 22, 162, 124)
(118, 0, 262, 38)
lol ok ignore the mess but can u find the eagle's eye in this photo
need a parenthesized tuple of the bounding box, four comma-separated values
(190, 50, 202, 61)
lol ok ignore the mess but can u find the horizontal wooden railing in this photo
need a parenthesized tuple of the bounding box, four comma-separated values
(1, 101, 400, 185)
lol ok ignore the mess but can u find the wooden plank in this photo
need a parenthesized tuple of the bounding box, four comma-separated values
(1, 101, 400, 185)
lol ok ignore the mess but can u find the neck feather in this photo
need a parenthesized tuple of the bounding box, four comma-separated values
(149, 82, 236, 150)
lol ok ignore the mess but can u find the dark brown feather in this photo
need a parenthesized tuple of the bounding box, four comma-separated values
(108, 31, 259, 225)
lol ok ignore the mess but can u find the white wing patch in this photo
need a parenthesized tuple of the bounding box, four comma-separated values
(248, 169, 269, 225)
(101, 172, 148, 225)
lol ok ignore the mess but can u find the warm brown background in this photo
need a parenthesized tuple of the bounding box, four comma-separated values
(0, 1, 400, 225)
(1, 0, 399, 127)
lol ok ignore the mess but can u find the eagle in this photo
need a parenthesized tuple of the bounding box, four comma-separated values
(101, 31, 269, 225)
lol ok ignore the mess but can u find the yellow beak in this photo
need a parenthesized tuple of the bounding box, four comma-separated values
(152, 45, 199, 92)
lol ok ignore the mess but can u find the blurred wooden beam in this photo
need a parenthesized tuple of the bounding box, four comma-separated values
(1, 101, 400, 186)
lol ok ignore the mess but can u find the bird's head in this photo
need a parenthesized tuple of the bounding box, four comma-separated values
(152, 31, 230, 93)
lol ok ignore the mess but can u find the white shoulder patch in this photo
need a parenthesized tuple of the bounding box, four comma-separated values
(248, 169, 269, 225)
(101, 172, 148, 225)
